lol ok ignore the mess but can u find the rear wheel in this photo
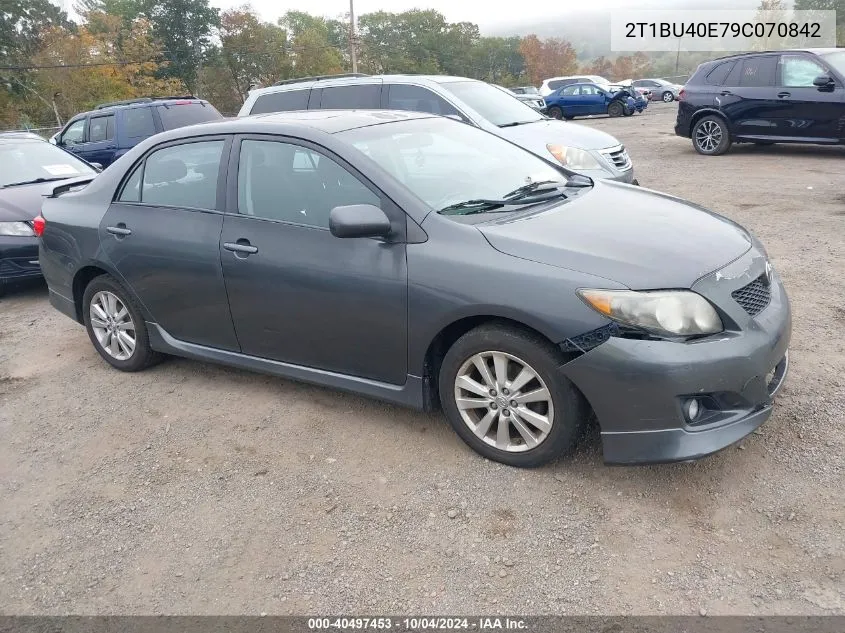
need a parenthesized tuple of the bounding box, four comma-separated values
(692, 115, 732, 156)
(608, 101, 624, 117)
(662, 91, 674, 103)
(82, 274, 161, 372)
(438, 324, 587, 468)
(547, 106, 563, 120)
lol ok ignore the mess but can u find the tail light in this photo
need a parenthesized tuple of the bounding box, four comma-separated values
(678, 88, 686, 102)
(32, 214, 46, 237)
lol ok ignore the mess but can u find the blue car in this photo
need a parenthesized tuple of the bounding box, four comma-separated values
(50, 96, 223, 168)
(544, 82, 640, 120)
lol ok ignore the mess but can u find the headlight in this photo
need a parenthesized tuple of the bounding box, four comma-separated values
(578, 289, 723, 337)
(546, 145, 603, 171)
(0, 221, 35, 237)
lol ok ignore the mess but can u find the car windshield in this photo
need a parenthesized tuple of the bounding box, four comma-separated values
(821, 51, 845, 78)
(0, 140, 96, 188)
(338, 117, 569, 213)
(442, 80, 544, 127)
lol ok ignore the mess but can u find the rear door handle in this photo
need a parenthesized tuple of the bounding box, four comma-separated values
(223, 241, 258, 255)
(106, 225, 131, 237)
(777, 91, 791, 98)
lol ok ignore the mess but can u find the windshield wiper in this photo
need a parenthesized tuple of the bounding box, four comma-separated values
(1, 176, 70, 189)
(440, 189, 568, 216)
(502, 180, 566, 199)
(498, 120, 538, 128)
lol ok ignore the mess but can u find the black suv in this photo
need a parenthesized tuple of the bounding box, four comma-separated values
(676, 49, 845, 155)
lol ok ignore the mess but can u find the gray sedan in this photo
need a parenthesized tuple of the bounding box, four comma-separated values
(632, 78, 683, 102)
(36, 111, 790, 468)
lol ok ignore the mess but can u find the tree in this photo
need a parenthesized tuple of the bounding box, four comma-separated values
(0, 0, 70, 67)
(143, 0, 219, 93)
(794, 0, 845, 45)
(582, 56, 614, 77)
(220, 7, 289, 100)
(280, 10, 345, 77)
(519, 35, 577, 85)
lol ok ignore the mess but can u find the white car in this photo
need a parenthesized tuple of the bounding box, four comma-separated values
(539, 75, 612, 96)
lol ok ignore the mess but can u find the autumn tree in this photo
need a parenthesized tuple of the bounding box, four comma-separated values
(220, 6, 289, 100)
(582, 56, 614, 77)
(519, 34, 577, 85)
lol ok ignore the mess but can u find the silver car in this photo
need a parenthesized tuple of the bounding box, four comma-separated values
(238, 74, 636, 184)
(632, 78, 683, 102)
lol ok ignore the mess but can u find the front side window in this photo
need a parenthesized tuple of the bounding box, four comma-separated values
(319, 85, 381, 109)
(580, 85, 602, 95)
(561, 85, 579, 96)
(61, 119, 86, 145)
(339, 117, 564, 212)
(237, 139, 379, 229)
(444, 80, 543, 127)
(780, 54, 827, 87)
(386, 84, 461, 117)
(88, 115, 115, 142)
(137, 140, 224, 210)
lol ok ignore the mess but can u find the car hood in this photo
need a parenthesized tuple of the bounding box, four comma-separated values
(476, 181, 752, 289)
(496, 119, 621, 152)
(0, 182, 54, 222)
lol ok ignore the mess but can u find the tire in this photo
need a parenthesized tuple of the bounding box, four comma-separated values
(692, 115, 732, 156)
(438, 323, 588, 468)
(82, 274, 161, 372)
(607, 101, 624, 117)
(623, 108, 634, 117)
(547, 106, 563, 120)
(662, 91, 674, 103)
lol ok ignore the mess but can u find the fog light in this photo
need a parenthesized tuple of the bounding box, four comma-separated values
(684, 398, 700, 422)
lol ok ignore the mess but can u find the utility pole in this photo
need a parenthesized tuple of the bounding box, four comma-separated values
(349, 0, 358, 73)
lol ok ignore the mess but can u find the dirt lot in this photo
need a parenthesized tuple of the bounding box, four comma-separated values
(1, 103, 843, 615)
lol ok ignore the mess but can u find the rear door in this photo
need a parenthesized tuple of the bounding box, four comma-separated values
(119, 106, 160, 158)
(76, 113, 116, 166)
(99, 136, 240, 351)
(718, 55, 780, 139)
(556, 84, 582, 114)
(774, 53, 844, 142)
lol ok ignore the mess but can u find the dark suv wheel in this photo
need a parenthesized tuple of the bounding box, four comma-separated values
(438, 323, 587, 468)
(692, 115, 732, 156)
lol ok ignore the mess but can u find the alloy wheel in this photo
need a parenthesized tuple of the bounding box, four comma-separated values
(695, 120, 723, 153)
(453, 351, 554, 453)
(663, 91, 674, 102)
(90, 290, 136, 360)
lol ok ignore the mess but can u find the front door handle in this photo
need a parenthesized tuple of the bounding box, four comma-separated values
(777, 91, 791, 98)
(720, 90, 733, 96)
(106, 224, 131, 237)
(223, 240, 258, 256)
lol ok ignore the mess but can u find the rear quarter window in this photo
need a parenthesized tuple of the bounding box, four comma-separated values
(156, 102, 222, 130)
(124, 107, 157, 138)
(250, 89, 310, 115)
(704, 61, 735, 85)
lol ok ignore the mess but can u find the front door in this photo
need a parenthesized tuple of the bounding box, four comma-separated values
(718, 54, 780, 139)
(578, 84, 606, 115)
(76, 113, 117, 166)
(99, 136, 240, 351)
(774, 53, 845, 142)
(219, 136, 409, 384)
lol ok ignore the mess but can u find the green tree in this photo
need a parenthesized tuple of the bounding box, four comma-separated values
(0, 0, 70, 67)
(220, 7, 289, 99)
(280, 10, 346, 77)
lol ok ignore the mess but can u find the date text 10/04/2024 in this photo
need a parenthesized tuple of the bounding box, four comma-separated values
(307, 617, 529, 630)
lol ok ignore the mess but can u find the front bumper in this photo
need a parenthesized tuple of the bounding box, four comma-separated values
(561, 249, 791, 464)
(0, 236, 41, 283)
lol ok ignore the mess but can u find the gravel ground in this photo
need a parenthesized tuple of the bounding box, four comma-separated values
(1, 103, 843, 615)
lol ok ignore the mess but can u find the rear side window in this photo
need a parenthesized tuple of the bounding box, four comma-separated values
(138, 140, 224, 210)
(548, 79, 569, 90)
(250, 90, 310, 115)
(705, 61, 735, 85)
(386, 84, 460, 117)
(89, 115, 114, 142)
(124, 108, 156, 138)
(156, 103, 222, 130)
(561, 85, 579, 96)
(728, 56, 778, 87)
(319, 85, 381, 109)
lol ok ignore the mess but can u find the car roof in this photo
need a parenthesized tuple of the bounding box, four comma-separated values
(247, 74, 478, 97)
(75, 97, 210, 118)
(708, 48, 841, 62)
(0, 133, 47, 144)
(148, 109, 438, 141)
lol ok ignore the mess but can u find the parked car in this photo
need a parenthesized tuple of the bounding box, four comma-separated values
(544, 82, 638, 119)
(539, 75, 612, 96)
(0, 133, 98, 294)
(50, 96, 223, 168)
(608, 84, 649, 112)
(36, 111, 790, 467)
(676, 48, 845, 155)
(504, 85, 547, 112)
(633, 78, 683, 102)
(239, 74, 636, 184)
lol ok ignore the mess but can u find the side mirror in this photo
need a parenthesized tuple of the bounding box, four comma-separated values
(90, 162, 103, 171)
(329, 204, 391, 239)
(813, 74, 835, 90)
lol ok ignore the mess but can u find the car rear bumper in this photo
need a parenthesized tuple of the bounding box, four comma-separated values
(0, 237, 41, 283)
(561, 273, 791, 465)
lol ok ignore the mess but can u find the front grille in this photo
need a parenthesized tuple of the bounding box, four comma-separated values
(732, 274, 771, 316)
(599, 145, 632, 171)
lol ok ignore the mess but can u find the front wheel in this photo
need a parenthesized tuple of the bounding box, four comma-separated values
(547, 106, 563, 120)
(692, 115, 732, 155)
(607, 101, 624, 117)
(82, 274, 161, 372)
(438, 324, 587, 468)
(662, 91, 674, 103)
